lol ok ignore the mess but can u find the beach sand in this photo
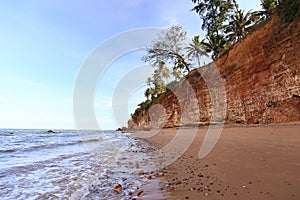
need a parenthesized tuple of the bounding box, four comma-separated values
(139, 123, 300, 200)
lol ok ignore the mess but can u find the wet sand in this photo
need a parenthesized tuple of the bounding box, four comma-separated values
(141, 123, 300, 199)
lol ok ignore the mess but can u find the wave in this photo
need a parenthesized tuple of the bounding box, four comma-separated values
(0, 136, 103, 154)
(0, 149, 16, 153)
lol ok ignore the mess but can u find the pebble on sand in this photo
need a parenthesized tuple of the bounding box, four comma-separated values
(137, 190, 144, 197)
(138, 170, 145, 175)
(113, 184, 122, 192)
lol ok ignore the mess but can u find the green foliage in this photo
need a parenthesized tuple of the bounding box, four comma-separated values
(191, 0, 281, 60)
(192, 0, 235, 59)
(131, 99, 152, 119)
(224, 2, 256, 43)
(131, 93, 164, 119)
(134, 25, 193, 120)
(260, 0, 279, 17)
(192, 0, 234, 37)
(132, 0, 297, 120)
(201, 34, 228, 60)
(145, 61, 171, 99)
(279, 0, 298, 23)
(144, 88, 152, 100)
(142, 25, 190, 73)
(184, 35, 208, 66)
(251, 0, 279, 24)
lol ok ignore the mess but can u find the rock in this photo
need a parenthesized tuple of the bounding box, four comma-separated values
(116, 127, 127, 131)
(47, 130, 55, 133)
(137, 190, 144, 197)
(138, 170, 144, 175)
(135, 161, 139, 168)
(113, 184, 122, 192)
(174, 180, 182, 185)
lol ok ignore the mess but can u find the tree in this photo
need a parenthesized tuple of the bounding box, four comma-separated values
(192, 0, 263, 59)
(251, 0, 279, 23)
(146, 62, 171, 99)
(158, 61, 171, 81)
(224, 1, 256, 43)
(192, 0, 234, 37)
(279, 0, 298, 23)
(185, 35, 208, 67)
(142, 25, 191, 73)
(201, 33, 229, 60)
(260, 0, 279, 17)
(144, 88, 152, 100)
(172, 68, 183, 80)
(191, 0, 234, 59)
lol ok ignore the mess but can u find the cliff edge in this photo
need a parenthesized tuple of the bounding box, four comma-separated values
(129, 13, 300, 129)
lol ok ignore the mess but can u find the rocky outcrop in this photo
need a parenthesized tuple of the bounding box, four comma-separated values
(129, 14, 300, 129)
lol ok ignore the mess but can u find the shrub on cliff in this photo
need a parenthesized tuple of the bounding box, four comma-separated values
(278, 0, 299, 22)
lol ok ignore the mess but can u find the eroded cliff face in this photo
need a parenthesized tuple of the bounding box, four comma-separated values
(129, 15, 300, 129)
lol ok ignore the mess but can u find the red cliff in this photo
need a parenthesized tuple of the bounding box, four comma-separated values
(129, 14, 300, 129)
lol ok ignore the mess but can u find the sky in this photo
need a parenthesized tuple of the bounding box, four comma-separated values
(0, 0, 261, 130)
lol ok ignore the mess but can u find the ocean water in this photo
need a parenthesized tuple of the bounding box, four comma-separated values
(0, 129, 159, 200)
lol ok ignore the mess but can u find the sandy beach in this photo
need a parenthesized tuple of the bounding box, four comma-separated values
(139, 123, 300, 200)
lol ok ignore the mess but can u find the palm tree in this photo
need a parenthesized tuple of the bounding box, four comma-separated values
(260, 0, 279, 17)
(224, 9, 255, 43)
(223, 0, 256, 44)
(158, 61, 171, 82)
(185, 36, 208, 67)
(201, 34, 228, 60)
(251, 0, 279, 23)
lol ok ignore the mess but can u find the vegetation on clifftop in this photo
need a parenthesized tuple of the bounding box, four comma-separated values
(130, 0, 298, 122)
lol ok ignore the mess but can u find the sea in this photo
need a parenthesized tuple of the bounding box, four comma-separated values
(0, 129, 161, 200)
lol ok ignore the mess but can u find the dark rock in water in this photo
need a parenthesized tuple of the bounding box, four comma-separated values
(47, 130, 55, 133)
(116, 127, 127, 132)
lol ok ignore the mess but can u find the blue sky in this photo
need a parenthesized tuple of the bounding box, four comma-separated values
(0, 0, 261, 130)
